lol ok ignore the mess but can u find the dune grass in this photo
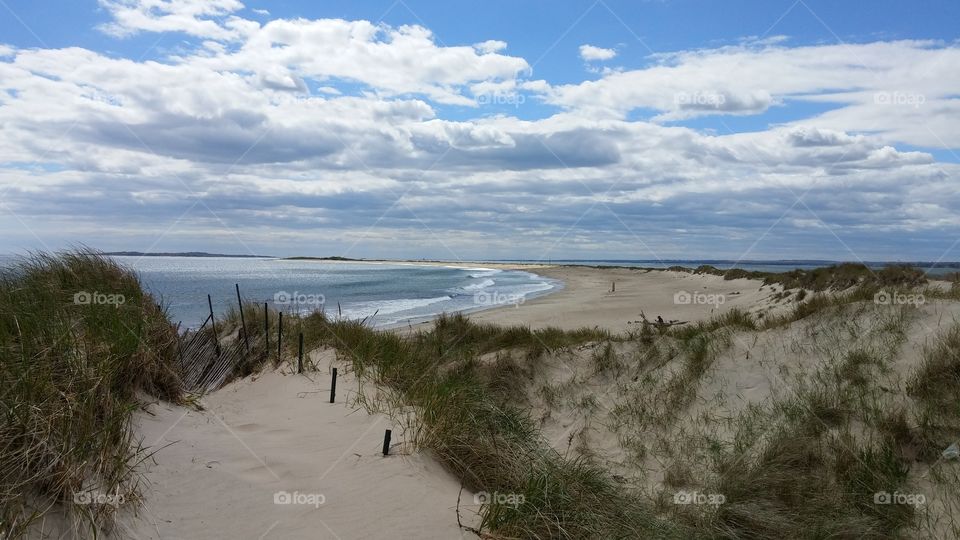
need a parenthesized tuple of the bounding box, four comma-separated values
(0, 250, 182, 537)
(688, 262, 927, 291)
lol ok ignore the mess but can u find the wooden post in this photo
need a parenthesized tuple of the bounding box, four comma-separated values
(330, 368, 337, 403)
(297, 333, 303, 374)
(208, 294, 220, 356)
(277, 312, 283, 362)
(612, 281, 615, 293)
(236, 284, 249, 352)
(264, 303, 269, 354)
(382, 429, 392, 455)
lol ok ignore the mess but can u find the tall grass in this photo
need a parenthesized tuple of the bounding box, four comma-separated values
(909, 324, 960, 413)
(0, 250, 182, 537)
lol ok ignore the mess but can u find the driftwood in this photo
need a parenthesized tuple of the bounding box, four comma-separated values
(628, 311, 688, 328)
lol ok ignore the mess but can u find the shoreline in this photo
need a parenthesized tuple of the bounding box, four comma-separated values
(390, 264, 790, 334)
(448, 265, 782, 333)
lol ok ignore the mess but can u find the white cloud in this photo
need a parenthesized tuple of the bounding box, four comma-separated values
(475, 40, 508, 54)
(97, 0, 250, 40)
(579, 44, 617, 61)
(0, 9, 957, 259)
(546, 40, 960, 149)
(193, 19, 530, 105)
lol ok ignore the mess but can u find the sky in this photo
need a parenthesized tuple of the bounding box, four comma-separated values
(0, 0, 958, 262)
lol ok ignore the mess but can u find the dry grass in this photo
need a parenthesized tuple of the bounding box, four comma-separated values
(0, 250, 183, 538)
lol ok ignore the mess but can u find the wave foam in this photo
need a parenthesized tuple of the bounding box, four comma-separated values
(339, 295, 451, 320)
(454, 278, 496, 293)
(466, 268, 502, 278)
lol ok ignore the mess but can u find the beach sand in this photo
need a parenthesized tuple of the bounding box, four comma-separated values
(469, 265, 776, 332)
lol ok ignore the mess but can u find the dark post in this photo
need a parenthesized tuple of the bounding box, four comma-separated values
(264, 303, 269, 353)
(208, 294, 220, 356)
(236, 284, 249, 352)
(297, 332, 304, 374)
(277, 312, 283, 361)
(382, 429, 392, 455)
(330, 368, 337, 403)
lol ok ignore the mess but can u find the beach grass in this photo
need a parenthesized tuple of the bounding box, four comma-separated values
(0, 250, 182, 537)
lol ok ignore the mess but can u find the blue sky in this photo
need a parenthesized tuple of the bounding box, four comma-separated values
(0, 0, 958, 261)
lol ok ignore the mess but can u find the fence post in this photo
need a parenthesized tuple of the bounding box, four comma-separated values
(330, 368, 337, 403)
(208, 294, 220, 356)
(264, 303, 269, 355)
(277, 312, 283, 362)
(298, 333, 304, 374)
(236, 284, 249, 352)
(382, 429, 392, 455)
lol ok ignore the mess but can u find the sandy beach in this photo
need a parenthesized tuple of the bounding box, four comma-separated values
(466, 265, 782, 332)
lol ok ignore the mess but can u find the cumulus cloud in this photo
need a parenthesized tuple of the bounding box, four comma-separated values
(0, 5, 957, 259)
(97, 0, 251, 40)
(475, 40, 508, 54)
(545, 40, 960, 148)
(579, 44, 617, 61)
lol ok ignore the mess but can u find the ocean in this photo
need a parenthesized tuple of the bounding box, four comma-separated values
(107, 257, 558, 329)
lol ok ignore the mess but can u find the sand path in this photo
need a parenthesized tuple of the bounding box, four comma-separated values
(125, 351, 477, 540)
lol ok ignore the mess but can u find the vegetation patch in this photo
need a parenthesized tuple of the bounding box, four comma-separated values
(0, 251, 183, 537)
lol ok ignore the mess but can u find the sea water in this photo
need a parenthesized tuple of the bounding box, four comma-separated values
(108, 256, 559, 329)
